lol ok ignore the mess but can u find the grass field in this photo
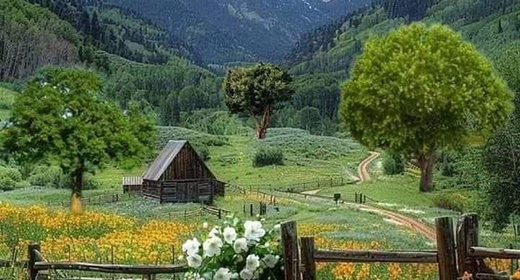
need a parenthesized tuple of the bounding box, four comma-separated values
(207, 129, 367, 187)
(0, 126, 517, 279)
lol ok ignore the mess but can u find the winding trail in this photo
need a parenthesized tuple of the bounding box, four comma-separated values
(357, 152, 381, 183)
(355, 151, 436, 241)
(355, 204, 437, 241)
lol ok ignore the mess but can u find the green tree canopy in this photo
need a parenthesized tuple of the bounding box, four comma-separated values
(223, 63, 294, 139)
(340, 23, 513, 192)
(483, 44, 520, 229)
(1, 68, 156, 211)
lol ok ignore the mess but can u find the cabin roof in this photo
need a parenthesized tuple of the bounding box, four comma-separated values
(143, 140, 187, 181)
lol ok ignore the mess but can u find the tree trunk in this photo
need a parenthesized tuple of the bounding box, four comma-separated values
(71, 169, 83, 214)
(417, 153, 436, 192)
(255, 107, 272, 140)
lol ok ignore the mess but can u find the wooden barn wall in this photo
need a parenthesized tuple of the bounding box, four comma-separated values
(161, 144, 215, 181)
(142, 180, 161, 200)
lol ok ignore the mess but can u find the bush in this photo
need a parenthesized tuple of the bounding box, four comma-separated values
(253, 147, 284, 167)
(28, 165, 63, 188)
(0, 166, 24, 191)
(432, 193, 465, 213)
(383, 152, 405, 175)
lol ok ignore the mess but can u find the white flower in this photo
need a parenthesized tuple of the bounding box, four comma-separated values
(203, 236, 223, 257)
(233, 238, 248, 254)
(187, 254, 202, 268)
(209, 227, 220, 238)
(183, 238, 201, 257)
(245, 254, 260, 271)
(214, 268, 233, 280)
(239, 269, 254, 280)
(244, 221, 266, 241)
(203, 222, 209, 229)
(263, 255, 279, 268)
(223, 227, 237, 244)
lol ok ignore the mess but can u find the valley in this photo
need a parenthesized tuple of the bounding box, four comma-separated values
(1, 0, 520, 279)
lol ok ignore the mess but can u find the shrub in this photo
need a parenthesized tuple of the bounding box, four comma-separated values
(432, 193, 465, 213)
(383, 152, 405, 175)
(0, 166, 23, 191)
(28, 165, 63, 188)
(253, 147, 284, 167)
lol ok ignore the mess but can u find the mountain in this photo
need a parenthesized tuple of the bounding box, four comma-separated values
(0, 0, 205, 82)
(0, 0, 80, 81)
(105, 0, 373, 65)
(289, 0, 520, 75)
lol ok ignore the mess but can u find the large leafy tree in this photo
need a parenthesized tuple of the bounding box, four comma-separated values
(223, 63, 293, 139)
(1, 68, 156, 211)
(483, 45, 520, 229)
(340, 24, 513, 192)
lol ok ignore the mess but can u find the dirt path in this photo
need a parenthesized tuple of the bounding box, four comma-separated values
(301, 189, 320, 195)
(357, 152, 381, 183)
(355, 204, 437, 241)
(354, 151, 436, 240)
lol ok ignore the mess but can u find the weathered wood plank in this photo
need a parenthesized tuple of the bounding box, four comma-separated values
(282, 221, 300, 280)
(436, 217, 458, 280)
(475, 273, 510, 280)
(33, 262, 188, 274)
(457, 213, 480, 276)
(301, 237, 316, 280)
(313, 250, 438, 263)
(469, 247, 520, 259)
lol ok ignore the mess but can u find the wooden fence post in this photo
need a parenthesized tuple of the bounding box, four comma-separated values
(456, 213, 480, 276)
(436, 217, 458, 280)
(282, 221, 300, 280)
(250, 204, 254, 217)
(28, 243, 40, 280)
(301, 237, 316, 280)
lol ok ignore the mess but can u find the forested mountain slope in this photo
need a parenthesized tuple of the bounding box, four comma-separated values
(0, 0, 224, 126)
(105, 0, 373, 65)
(0, 0, 79, 81)
(0, 0, 202, 81)
(290, 0, 520, 75)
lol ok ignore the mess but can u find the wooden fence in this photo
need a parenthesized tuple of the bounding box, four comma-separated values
(202, 205, 231, 219)
(3, 214, 519, 280)
(281, 214, 520, 280)
(26, 244, 187, 280)
(46, 193, 132, 208)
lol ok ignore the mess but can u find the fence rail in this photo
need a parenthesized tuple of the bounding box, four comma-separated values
(47, 193, 132, 208)
(11, 214, 520, 280)
(281, 214, 520, 280)
(202, 205, 230, 219)
(27, 244, 188, 280)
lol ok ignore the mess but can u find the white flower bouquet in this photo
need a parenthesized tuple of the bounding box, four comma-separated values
(182, 217, 283, 280)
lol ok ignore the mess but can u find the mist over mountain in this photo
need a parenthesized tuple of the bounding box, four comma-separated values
(105, 0, 373, 65)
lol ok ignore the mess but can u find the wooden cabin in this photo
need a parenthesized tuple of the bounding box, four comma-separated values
(141, 141, 225, 204)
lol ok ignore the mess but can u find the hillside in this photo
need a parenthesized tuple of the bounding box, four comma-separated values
(0, 0, 80, 81)
(105, 0, 373, 65)
(0, 0, 203, 81)
(290, 0, 520, 75)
